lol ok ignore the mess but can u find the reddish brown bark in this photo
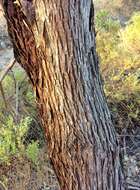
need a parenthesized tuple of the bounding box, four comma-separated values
(3, 0, 126, 189)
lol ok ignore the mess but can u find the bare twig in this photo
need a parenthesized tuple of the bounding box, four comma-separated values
(0, 59, 16, 82)
(0, 59, 16, 108)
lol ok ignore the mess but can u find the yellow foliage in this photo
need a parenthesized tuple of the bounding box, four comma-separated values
(120, 13, 140, 54)
(96, 11, 140, 105)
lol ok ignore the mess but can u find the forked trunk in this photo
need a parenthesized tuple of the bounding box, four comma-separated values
(3, 0, 125, 189)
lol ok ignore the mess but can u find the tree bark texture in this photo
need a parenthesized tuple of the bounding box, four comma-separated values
(3, 0, 126, 189)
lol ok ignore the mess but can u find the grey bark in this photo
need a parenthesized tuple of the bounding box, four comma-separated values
(2, 0, 126, 189)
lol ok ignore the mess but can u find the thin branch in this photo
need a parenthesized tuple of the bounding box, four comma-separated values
(0, 59, 16, 82)
(0, 59, 16, 110)
(10, 69, 17, 93)
(0, 83, 7, 108)
(15, 80, 19, 123)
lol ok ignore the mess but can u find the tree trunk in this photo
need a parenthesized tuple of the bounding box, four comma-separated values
(3, 0, 125, 189)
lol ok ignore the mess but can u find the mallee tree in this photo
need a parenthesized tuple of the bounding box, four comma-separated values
(3, 0, 125, 189)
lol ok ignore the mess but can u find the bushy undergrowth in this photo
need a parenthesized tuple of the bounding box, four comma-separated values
(96, 11, 140, 129)
(0, 66, 44, 165)
(0, 116, 40, 164)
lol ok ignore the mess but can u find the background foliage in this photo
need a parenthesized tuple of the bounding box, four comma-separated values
(96, 10, 140, 129)
(0, 1, 140, 189)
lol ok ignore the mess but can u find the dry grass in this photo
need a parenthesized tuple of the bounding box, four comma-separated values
(0, 147, 59, 190)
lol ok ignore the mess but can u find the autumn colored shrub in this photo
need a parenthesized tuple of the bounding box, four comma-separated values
(96, 11, 140, 129)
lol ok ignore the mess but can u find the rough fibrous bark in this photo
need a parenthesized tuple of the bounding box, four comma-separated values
(3, 0, 126, 189)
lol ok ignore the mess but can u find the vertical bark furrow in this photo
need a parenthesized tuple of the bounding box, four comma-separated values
(3, 0, 125, 189)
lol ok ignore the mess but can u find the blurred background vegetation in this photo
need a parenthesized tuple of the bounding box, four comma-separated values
(0, 0, 140, 189)
(96, 7, 140, 131)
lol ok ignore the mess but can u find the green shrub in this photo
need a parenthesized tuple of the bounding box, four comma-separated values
(26, 141, 39, 165)
(0, 117, 31, 163)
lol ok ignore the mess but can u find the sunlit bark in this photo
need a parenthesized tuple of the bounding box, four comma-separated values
(3, 0, 125, 189)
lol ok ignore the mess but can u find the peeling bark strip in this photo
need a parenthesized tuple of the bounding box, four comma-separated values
(3, 0, 126, 189)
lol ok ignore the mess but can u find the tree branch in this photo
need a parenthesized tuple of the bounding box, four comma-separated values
(0, 59, 16, 82)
